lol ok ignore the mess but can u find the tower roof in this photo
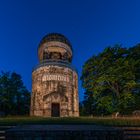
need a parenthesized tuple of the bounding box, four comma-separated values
(39, 33, 72, 49)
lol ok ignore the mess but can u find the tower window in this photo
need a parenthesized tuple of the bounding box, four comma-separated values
(51, 52, 61, 59)
(43, 51, 49, 60)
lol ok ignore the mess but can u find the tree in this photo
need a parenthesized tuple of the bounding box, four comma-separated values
(0, 71, 30, 116)
(81, 44, 140, 116)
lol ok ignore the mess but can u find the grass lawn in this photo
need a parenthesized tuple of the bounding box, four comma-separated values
(0, 116, 140, 126)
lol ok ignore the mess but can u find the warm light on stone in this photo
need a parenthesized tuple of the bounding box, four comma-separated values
(30, 33, 79, 117)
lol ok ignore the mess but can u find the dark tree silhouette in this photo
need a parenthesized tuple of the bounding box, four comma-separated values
(0, 71, 30, 116)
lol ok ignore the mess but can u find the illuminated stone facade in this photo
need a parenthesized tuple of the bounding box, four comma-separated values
(30, 33, 79, 117)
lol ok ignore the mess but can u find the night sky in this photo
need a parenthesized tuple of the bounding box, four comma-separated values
(0, 0, 140, 101)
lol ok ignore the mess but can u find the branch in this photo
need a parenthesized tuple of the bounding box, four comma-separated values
(106, 81, 120, 98)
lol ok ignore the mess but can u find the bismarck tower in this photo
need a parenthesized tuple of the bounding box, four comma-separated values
(30, 33, 79, 117)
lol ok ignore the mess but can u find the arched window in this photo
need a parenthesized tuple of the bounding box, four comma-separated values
(63, 52, 68, 60)
(43, 51, 49, 60)
(51, 52, 61, 60)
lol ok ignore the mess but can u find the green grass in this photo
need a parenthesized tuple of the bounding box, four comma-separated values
(0, 116, 140, 126)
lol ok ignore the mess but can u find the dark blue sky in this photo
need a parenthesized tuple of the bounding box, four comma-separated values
(0, 0, 140, 101)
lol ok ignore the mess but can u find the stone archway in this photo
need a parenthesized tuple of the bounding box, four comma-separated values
(43, 92, 68, 117)
(51, 103, 60, 117)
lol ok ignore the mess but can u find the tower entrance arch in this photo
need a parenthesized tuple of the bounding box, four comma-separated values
(51, 103, 60, 117)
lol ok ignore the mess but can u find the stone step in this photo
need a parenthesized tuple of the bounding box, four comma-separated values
(0, 126, 15, 140)
(5, 125, 124, 140)
(125, 135, 140, 140)
(0, 136, 5, 140)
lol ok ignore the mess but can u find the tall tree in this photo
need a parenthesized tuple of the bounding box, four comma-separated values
(81, 44, 140, 115)
(0, 72, 30, 115)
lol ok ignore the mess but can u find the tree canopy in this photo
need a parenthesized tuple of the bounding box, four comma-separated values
(0, 71, 30, 116)
(81, 44, 140, 116)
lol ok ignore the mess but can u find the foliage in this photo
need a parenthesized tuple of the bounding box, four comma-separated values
(0, 71, 30, 116)
(81, 44, 140, 116)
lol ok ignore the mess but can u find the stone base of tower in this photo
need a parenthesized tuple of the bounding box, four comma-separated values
(30, 110, 79, 117)
(30, 66, 79, 117)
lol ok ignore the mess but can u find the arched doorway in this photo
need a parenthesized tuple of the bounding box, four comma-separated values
(51, 103, 60, 117)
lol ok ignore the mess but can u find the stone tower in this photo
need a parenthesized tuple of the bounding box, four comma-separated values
(30, 33, 79, 117)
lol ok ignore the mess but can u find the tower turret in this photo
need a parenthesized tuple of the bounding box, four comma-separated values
(38, 33, 72, 62)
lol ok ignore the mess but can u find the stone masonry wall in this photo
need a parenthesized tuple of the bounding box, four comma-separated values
(30, 65, 79, 117)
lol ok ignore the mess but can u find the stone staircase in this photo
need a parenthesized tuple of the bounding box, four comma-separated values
(1, 126, 140, 140)
(122, 127, 140, 140)
(0, 126, 15, 140)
